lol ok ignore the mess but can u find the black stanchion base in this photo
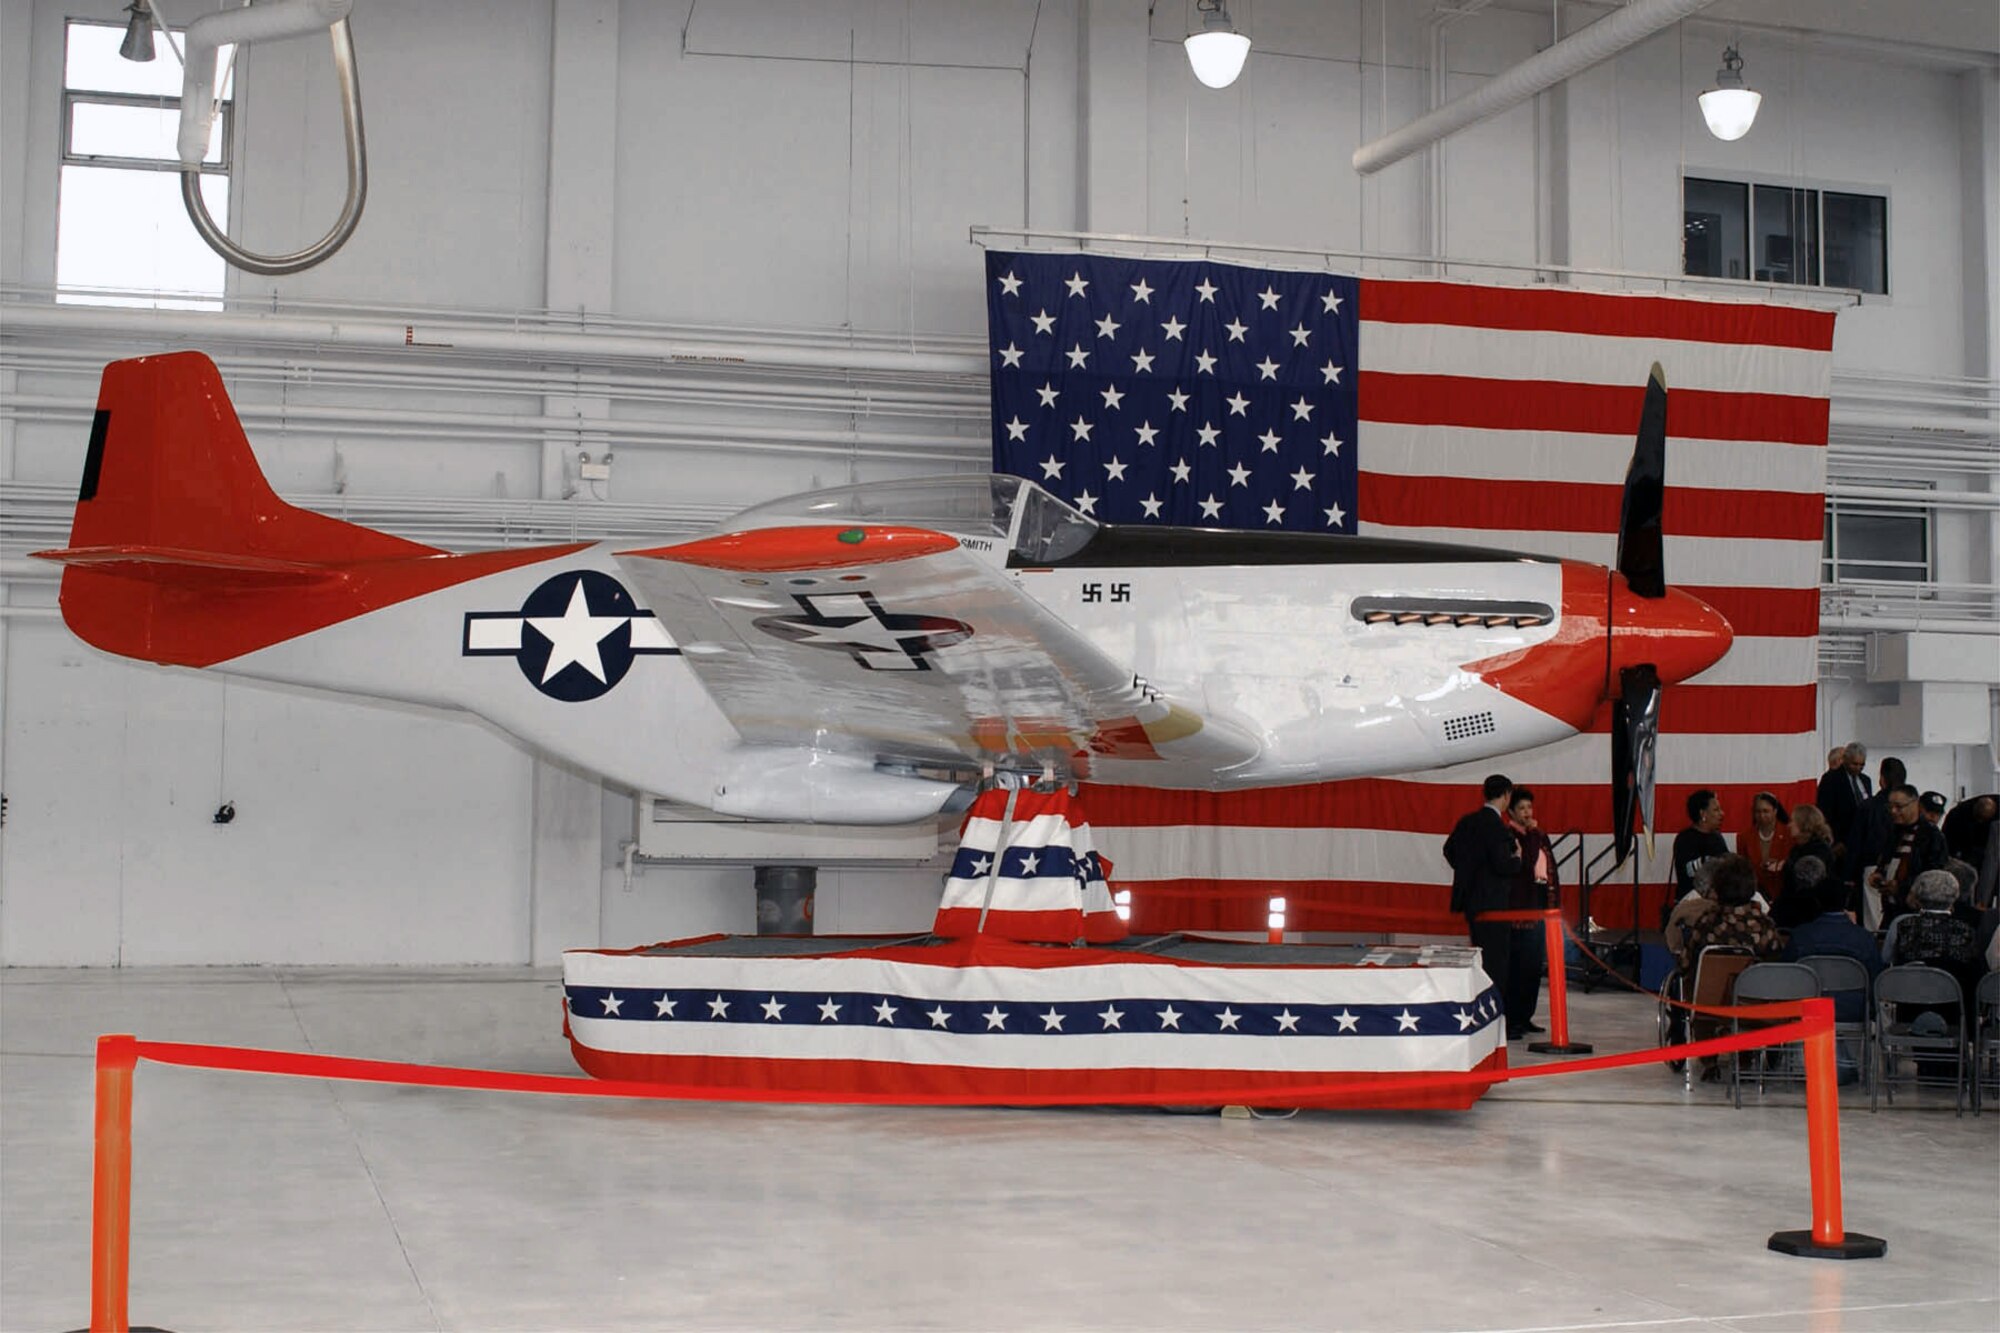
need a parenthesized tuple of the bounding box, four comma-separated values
(1527, 1040, 1594, 1055)
(1766, 1229, 1887, 1260)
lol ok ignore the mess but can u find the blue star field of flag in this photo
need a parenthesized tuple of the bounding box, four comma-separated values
(566, 985, 1502, 1038)
(985, 250, 1359, 532)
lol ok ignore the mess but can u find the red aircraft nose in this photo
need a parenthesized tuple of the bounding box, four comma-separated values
(1609, 577, 1733, 687)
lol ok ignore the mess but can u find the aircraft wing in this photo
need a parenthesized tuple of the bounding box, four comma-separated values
(613, 525, 1261, 775)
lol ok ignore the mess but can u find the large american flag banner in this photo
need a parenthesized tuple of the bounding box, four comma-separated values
(984, 249, 1835, 933)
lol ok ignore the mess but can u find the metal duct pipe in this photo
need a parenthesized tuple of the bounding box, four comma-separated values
(0, 304, 989, 378)
(1353, 0, 1720, 175)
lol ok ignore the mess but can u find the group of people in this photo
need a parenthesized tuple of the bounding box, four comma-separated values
(1442, 774, 1562, 1042)
(1441, 757, 2000, 1047)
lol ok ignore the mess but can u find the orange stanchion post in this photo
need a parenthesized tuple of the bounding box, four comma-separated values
(1768, 1000, 1885, 1260)
(90, 1033, 137, 1333)
(1528, 911, 1591, 1055)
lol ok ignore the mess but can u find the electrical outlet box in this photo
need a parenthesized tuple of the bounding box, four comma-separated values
(578, 458, 612, 481)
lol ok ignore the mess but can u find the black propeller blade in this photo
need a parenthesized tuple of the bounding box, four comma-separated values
(1612, 667, 1661, 866)
(1616, 362, 1667, 599)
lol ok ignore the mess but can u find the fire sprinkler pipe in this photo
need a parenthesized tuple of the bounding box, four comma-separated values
(1352, 0, 1721, 175)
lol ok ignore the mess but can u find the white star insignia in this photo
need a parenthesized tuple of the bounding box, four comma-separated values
(1036, 382, 1060, 407)
(1019, 852, 1040, 874)
(528, 580, 627, 685)
(1160, 315, 1186, 341)
(1100, 384, 1125, 410)
(984, 1006, 1008, 1030)
(1255, 356, 1279, 381)
(1099, 1005, 1125, 1030)
(1396, 1009, 1420, 1032)
(1321, 289, 1344, 314)
(1130, 277, 1154, 303)
(1196, 422, 1221, 447)
(1333, 1009, 1359, 1032)
(1004, 416, 1029, 441)
(1227, 463, 1252, 487)
(1258, 429, 1281, 453)
(1324, 503, 1346, 526)
(1289, 324, 1312, 348)
(1158, 1005, 1183, 1030)
(654, 995, 677, 1017)
(997, 270, 1022, 296)
(1455, 1009, 1476, 1031)
(1225, 391, 1250, 416)
(1095, 313, 1122, 339)
(1194, 349, 1218, 374)
(761, 996, 785, 1021)
(1258, 286, 1281, 310)
(1290, 466, 1316, 490)
(1070, 417, 1093, 441)
(819, 998, 842, 1022)
(1130, 348, 1155, 373)
(1275, 1008, 1300, 1032)
(873, 999, 898, 1024)
(1030, 309, 1056, 335)
(1322, 360, 1343, 384)
(1064, 271, 1089, 298)
(1134, 421, 1159, 446)
(1140, 493, 1163, 518)
(1170, 459, 1192, 484)
(968, 854, 992, 876)
(1262, 499, 1285, 524)
(1040, 456, 1065, 480)
(1217, 1007, 1241, 1030)
(1321, 431, 1343, 456)
(927, 1005, 952, 1028)
(1224, 318, 1248, 342)
(1167, 388, 1191, 411)
(997, 342, 1023, 368)
(1073, 490, 1097, 515)
(1104, 456, 1127, 482)
(708, 995, 731, 1018)
(1065, 343, 1089, 369)
(1198, 494, 1224, 520)
(600, 992, 623, 1016)
(1195, 276, 1218, 303)
(1291, 397, 1314, 421)
(1041, 1007, 1066, 1031)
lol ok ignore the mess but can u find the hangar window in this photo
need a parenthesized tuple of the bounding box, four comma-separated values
(1682, 176, 1886, 295)
(57, 19, 233, 309)
(1822, 496, 1930, 585)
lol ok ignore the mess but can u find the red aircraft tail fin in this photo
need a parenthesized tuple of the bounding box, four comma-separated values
(36, 351, 443, 666)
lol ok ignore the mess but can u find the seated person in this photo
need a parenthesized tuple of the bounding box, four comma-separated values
(1884, 868, 1984, 1002)
(1664, 860, 1719, 963)
(1779, 859, 1883, 1025)
(1771, 835, 1833, 929)
(1677, 854, 1786, 970)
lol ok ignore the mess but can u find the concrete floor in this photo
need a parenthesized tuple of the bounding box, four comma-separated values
(2, 967, 1995, 1333)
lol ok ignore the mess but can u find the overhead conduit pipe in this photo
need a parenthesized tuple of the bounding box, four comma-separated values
(1353, 0, 1721, 175)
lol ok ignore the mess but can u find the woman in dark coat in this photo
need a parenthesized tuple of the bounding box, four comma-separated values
(1776, 804, 1838, 926)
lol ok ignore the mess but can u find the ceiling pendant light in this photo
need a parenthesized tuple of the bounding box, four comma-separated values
(1698, 44, 1761, 142)
(1184, 0, 1251, 90)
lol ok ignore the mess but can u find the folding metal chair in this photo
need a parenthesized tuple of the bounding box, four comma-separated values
(1872, 964, 1968, 1115)
(1730, 961, 1819, 1108)
(1974, 969, 2000, 1116)
(1799, 953, 1873, 1090)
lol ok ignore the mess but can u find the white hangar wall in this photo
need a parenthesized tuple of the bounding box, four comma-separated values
(0, 0, 1993, 966)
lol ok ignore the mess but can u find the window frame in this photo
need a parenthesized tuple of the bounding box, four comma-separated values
(1681, 168, 1889, 297)
(1821, 494, 1933, 587)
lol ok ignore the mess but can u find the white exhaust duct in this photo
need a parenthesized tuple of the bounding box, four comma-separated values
(1352, 0, 1721, 175)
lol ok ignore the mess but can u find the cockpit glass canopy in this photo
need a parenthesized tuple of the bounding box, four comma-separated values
(721, 473, 1098, 563)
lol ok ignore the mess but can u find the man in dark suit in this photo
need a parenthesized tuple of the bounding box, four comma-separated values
(1815, 743, 1871, 848)
(1445, 774, 1524, 1036)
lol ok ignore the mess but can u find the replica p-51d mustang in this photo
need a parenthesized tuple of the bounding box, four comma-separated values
(41, 352, 1726, 857)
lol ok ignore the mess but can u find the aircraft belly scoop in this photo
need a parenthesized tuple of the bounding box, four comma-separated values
(613, 525, 1260, 778)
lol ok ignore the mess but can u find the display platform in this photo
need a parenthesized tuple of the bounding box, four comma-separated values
(561, 933, 1506, 1110)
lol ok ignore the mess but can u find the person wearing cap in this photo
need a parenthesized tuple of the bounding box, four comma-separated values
(1919, 791, 1947, 826)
